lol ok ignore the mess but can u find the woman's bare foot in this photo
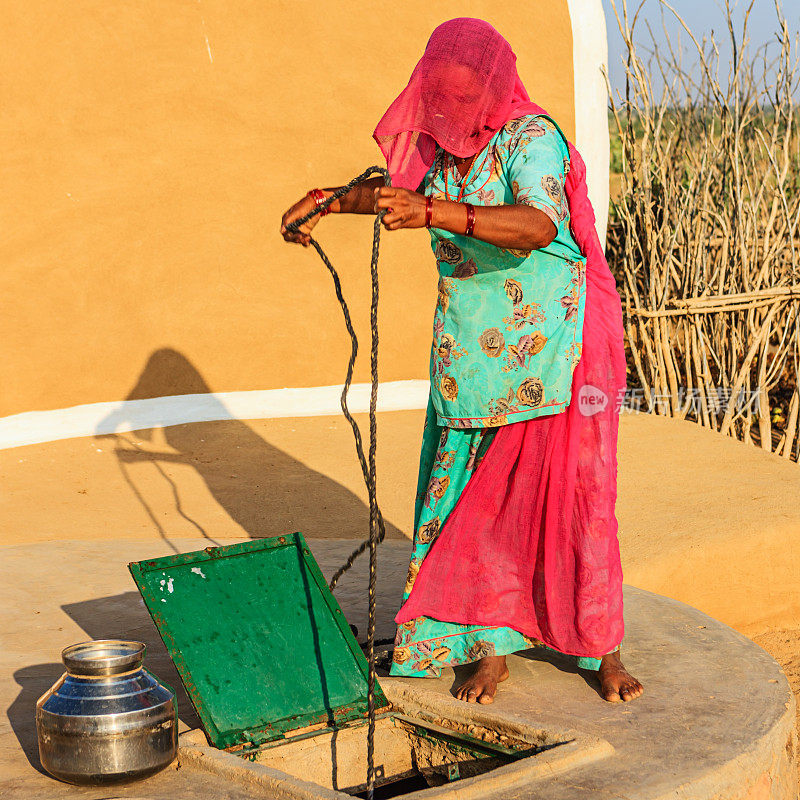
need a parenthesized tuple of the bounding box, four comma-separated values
(598, 650, 644, 702)
(454, 655, 509, 704)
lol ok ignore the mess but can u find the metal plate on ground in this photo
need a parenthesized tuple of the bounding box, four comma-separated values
(129, 534, 387, 749)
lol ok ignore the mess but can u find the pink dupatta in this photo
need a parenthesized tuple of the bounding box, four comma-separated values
(374, 18, 626, 658)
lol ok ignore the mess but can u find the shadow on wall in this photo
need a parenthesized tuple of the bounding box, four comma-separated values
(94, 348, 404, 551)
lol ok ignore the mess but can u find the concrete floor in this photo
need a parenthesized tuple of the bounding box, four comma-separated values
(0, 537, 407, 799)
(1, 538, 797, 799)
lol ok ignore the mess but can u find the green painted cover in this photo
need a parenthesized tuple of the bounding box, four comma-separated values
(128, 534, 387, 749)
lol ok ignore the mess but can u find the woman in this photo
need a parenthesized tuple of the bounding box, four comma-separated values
(280, 17, 643, 705)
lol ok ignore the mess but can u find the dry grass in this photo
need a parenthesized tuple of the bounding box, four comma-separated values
(605, 0, 800, 460)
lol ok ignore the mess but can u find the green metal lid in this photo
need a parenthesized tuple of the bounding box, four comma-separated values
(129, 534, 387, 749)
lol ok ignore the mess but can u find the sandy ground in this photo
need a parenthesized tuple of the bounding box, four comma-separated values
(1, 408, 799, 787)
(753, 627, 800, 781)
(2, 409, 798, 633)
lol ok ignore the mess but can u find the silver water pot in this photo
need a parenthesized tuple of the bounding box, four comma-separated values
(36, 640, 177, 784)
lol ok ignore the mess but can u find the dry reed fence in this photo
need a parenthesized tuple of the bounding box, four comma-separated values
(605, 0, 800, 460)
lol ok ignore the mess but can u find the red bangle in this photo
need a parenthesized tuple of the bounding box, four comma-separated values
(464, 202, 476, 237)
(308, 188, 331, 216)
(425, 195, 434, 229)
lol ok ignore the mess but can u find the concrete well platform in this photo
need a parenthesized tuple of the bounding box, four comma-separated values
(1, 537, 796, 799)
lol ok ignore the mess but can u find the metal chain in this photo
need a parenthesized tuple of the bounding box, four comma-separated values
(284, 165, 390, 800)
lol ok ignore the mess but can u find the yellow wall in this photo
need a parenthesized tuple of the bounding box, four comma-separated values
(0, 2, 575, 416)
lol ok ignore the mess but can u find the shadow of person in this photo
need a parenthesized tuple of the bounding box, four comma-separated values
(60, 591, 202, 729)
(516, 647, 607, 700)
(94, 348, 404, 546)
(7, 663, 64, 774)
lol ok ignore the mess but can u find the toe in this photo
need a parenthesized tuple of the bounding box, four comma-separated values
(602, 686, 622, 702)
(619, 678, 644, 701)
(478, 689, 495, 704)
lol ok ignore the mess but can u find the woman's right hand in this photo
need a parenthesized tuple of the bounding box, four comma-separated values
(280, 193, 322, 247)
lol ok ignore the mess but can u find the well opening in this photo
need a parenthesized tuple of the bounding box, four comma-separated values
(237, 712, 550, 797)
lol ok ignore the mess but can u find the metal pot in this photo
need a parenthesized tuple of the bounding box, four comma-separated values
(36, 640, 177, 785)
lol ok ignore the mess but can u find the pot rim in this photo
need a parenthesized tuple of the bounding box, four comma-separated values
(62, 640, 146, 676)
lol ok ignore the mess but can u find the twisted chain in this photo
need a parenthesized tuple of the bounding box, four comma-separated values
(284, 165, 390, 800)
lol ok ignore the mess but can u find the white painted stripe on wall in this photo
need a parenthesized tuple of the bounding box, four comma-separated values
(566, 0, 611, 246)
(2, 11, 609, 453)
(0, 380, 431, 451)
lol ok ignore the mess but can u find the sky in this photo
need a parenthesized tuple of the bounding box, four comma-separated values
(601, 0, 800, 100)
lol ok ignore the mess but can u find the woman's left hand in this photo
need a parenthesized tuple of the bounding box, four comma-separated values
(373, 186, 426, 230)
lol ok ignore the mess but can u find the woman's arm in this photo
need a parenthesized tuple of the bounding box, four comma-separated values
(323, 177, 385, 214)
(280, 178, 385, 246)
(281, 179, 555, 251)
(372, 187, 556, 251)
(429, 196, 556, 250)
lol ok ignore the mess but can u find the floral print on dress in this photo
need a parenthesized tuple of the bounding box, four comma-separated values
(502, 332, 548, 373)
(561, 258, 586, 322)
(434, 239, 463, 265)
(566, 341, 583, 369)
(504, 279, 524, 305)
(439, 374, 459, 401)
(422, 113, 586, 429)
(478, 327, 505, 358)
(503, 116, 549, 148)
(561, 289, 580, 322)
(390, 395, 611, 678)
(487, 377, 546, 417)
(434, 333, 466, 376)
(416, 516, 441, 544)
(423, 474, 450, 509)
(451, 258, 478, 280)
(503, 302, 546, 331)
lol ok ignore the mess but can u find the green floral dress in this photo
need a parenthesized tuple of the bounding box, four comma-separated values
(390, 115, 610, 678)
(424, 114, 586, 429)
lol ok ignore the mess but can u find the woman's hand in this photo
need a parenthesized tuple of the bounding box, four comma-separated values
(373, 186, 426, 230)
(280, 193, 322, 247)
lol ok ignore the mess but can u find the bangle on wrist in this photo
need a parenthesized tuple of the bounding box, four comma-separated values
(464, 202, 476, 237)
(308, 188, 332, 216)
(425, 195, 434, 229)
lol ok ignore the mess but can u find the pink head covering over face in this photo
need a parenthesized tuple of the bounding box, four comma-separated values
(373, 17, 547, 190)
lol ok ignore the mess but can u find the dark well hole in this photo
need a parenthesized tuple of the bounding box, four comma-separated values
(352, 774, 430, 799)
(238, 714, 550, 797)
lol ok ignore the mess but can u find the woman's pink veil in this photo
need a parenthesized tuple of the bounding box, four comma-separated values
(373, 18, 546, 190)
(375, 18, 627, 658)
